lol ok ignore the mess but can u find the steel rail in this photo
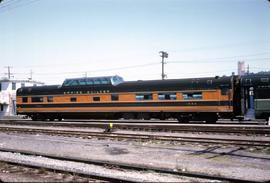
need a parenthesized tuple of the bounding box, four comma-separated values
(0, 126, 269, 147)
(2, 118, 267, 124)
(1, 120, 270, 135)
(0, 147, 265, 183)
(0, 148, 141, 183)
(0, 161, 110, 183)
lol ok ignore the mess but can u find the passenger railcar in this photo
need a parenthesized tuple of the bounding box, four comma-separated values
(241, 74, 270, 120)
(16, 75, 238, 123)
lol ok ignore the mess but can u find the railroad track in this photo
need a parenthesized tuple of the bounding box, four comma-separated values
(0, 147, 264, 183)
(0, 148, 139, 183)
(0, 126, 269, 147)
(2, 118, 267, 124)
(1, 120, 270, 135)
(0, 161, 104, 182)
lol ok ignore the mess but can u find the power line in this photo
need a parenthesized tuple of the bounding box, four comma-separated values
(249, 66, 270, 70)
(14, 51, 270, 69)
(0, 0, 40, 13)
(167, 51, 270, 64)
(3, 52, 270, 79)
(7, 56, 270, 78)
(167, 39, 270, 53)
(206, 51, 270, 60)
(0, 0, 22, 9)
(26, 62, 160, 76)
(169, 57, 270, 64)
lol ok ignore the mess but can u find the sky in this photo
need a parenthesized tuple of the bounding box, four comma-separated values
(0, 0, 270, 84)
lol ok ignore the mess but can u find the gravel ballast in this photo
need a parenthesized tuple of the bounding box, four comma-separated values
(0, 129, 269, 182)
(0, 151, 215, 182)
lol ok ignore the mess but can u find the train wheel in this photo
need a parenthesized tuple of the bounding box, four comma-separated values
(32, 116, 38, 121)
(159, 113, 166, 120)
(41, 117, 46, 121)
(137, 113, 151, 120)
(204, 113, 218, 124)
(205, 119, 216, 124)
(183, 117, 189, 123)
(177, 116, 189, 123)
(205, 117, 217, 124)
(123, 113, 134, 120)
(143, 114, 151, 120)
(137, 113, 143, 120)
(37, 114, 46, 121)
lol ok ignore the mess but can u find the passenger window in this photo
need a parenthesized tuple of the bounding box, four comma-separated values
(111, 94, 119, 101)
(78, 79, 87, 85)
(136, 94, 152, 100)
(47, 96, 53, 102)
(93, 79, 101, 85)
(86, 79, 93, 85)
(93, 97, 100, 101)
(31, 97, 43, 103)
(70, 97, 77, 102)
(101, 78, 109, 84)
(70, 80, 79, 86)
(136, 95, 144, 101)
(183, 92, 202, 100)
(158, 93, 176, 100)
(22, 97, 28, 103)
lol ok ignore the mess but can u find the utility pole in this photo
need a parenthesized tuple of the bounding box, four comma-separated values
(159, 51, 168, 80)
(4, 66, 13, 79)
(29, 70, 33, 80)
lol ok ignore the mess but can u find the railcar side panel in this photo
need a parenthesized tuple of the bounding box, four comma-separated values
(16, 75, 236, 122)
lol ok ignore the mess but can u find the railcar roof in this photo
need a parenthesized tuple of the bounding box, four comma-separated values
(121, 76, 231, 85)
(62, 75, 124, 87)
(16, 85, 61, 95)
(17, 75, 233, 95)
(241, 74, 270, 86)
(113, 76, 232, 91)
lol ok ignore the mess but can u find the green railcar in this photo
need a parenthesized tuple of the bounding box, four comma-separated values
(241, 74, 270, 121)
(255, 89, 270, 120)
(255, 99, 270, 120)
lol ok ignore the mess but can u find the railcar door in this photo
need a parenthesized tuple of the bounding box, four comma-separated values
(232, 76, 242, 119)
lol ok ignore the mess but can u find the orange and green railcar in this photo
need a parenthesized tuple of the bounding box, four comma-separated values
(16, 75, 240, 123)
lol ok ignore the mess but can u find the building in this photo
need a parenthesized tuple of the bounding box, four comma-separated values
(0, 78, 44, 118)
(238, 61, 245, 76)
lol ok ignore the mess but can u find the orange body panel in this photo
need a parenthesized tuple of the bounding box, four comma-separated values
(17, 89, 233, 113)
(17, 105, 232, 113)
